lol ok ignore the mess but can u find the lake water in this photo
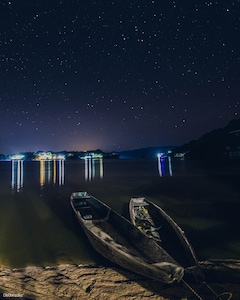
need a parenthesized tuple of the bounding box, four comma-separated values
(0, 157, 240, 268)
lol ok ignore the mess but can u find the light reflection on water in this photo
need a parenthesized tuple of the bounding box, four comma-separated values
(10, 158, 105, 190)
(11, 160, 24, 192)
(11, 159, 66, 191)
(84, 157, 104, 181)
(157, 156, 173, 177)
(39, 160, 65, 187)
(9, 156, 174, 191)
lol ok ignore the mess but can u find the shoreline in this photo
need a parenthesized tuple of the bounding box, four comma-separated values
(1, 263, 240, 300)
(0, 263, 168, 300)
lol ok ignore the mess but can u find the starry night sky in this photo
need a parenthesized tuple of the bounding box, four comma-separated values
(0, 0, 239, 154)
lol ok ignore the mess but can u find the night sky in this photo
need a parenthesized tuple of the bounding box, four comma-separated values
(1, 1, 240, 154)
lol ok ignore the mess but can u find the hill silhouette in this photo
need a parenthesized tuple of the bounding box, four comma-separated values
(173, 118, 240, 159)
(118, 146, 176, 158)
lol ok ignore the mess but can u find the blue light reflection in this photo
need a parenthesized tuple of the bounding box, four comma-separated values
(157, 155, 173, 177)
(11, 160, 24, 192)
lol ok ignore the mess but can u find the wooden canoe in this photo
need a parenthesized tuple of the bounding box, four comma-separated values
(129, 197, 205, 282)
(70, 191, 184, 284)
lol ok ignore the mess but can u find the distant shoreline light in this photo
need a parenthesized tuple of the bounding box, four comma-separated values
(2, 150, 111, 161)
(10, 154, 25, 160)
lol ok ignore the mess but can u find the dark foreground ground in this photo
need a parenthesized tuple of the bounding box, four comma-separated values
(0, 263, 240, 300)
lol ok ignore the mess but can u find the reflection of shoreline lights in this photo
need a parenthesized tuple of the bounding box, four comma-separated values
(58, 159, 64, 185)
(84, 157, 104, 181)
(40, 160, 65, 186)
(99, 158, 103, 178)
(168, 156, 173, 176)
(157, 154, 173, 177)
(40, 160, 45, 186)
(11, 160, 24, 191)
(157, 154, 162, 177)
(53, 160, 57, 184)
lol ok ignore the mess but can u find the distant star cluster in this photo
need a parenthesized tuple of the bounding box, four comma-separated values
(0, 0, 239, 154)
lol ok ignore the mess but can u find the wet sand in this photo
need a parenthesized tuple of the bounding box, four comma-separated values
(1, 263, 240, 300)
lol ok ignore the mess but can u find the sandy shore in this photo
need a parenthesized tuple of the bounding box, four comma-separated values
(0, 264, 170, 300)
(1, 264, 240, 300)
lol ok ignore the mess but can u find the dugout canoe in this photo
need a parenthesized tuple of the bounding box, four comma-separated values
(129, 197, 204, 282)
(70, 191, 184, 284)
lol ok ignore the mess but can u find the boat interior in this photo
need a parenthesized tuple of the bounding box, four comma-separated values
(72, 195, 177, 264)
(73, 197, 109, 221)
(136, 200, 197, 268)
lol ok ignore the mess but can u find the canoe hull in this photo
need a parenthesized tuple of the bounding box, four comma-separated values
(129, 197, 204, 282)
(70, 192, 184, 284)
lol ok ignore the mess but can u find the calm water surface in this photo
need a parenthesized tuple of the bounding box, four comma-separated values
(0, 158, 239, 268)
